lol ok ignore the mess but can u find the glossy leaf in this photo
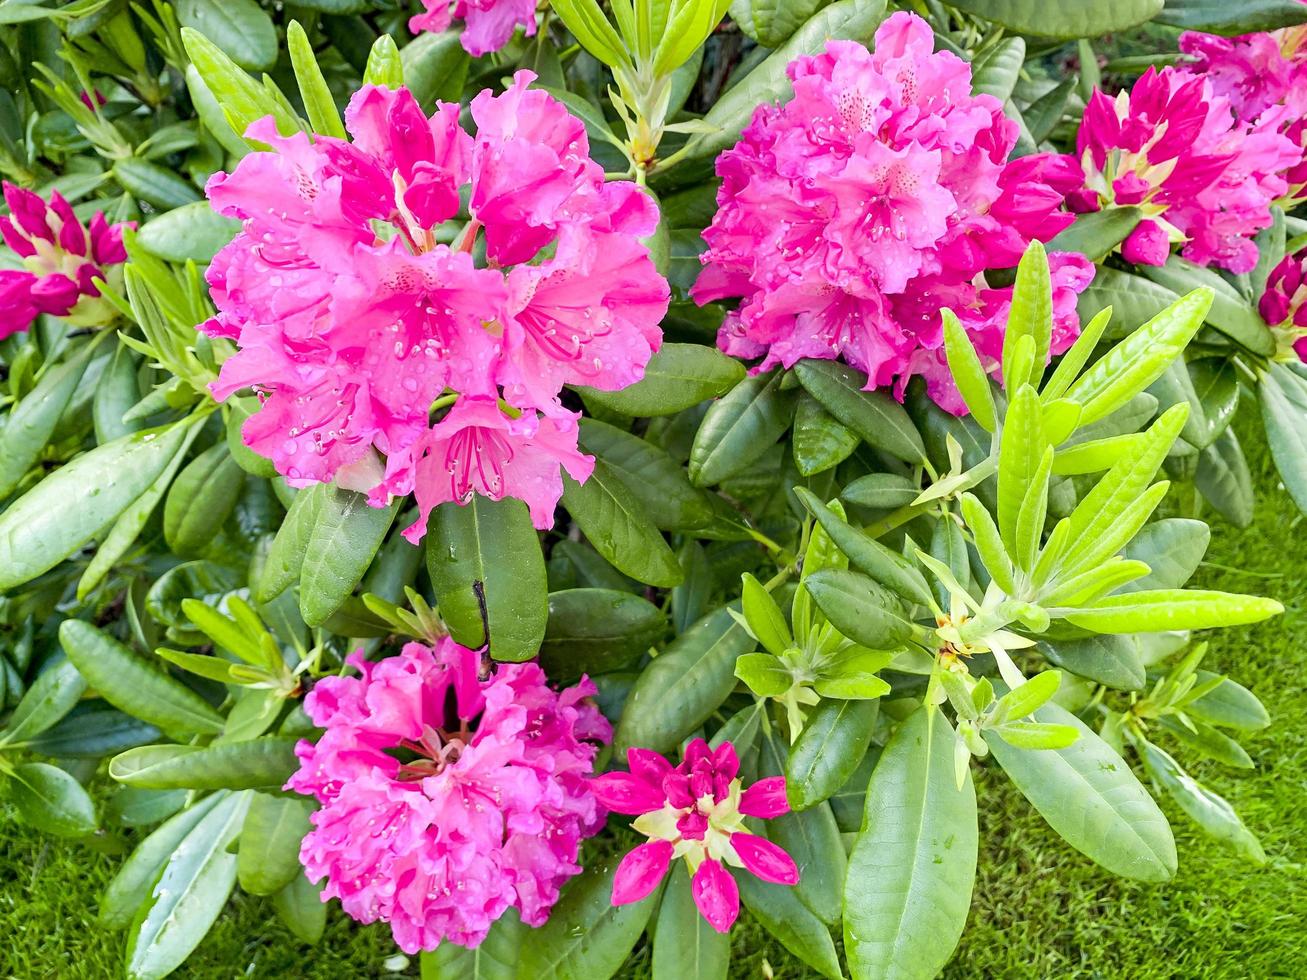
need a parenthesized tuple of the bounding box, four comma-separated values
(787, 698, 877, 810)
(3, 659, 87, 744)
(300, 489, 400, 627)
(689, 370, 795, 486)
(1138, 740, 1264, 863)
(795, 359, 926, 464)
(421, 910, 523, 979)
(539, 588, 665, 679)
(737, 875, 843, 980)
(651, 862, 730, 980)
(578, 343, 744, 417)
(562, 464, 682, 587)
(109, 739, 299, 791)
(804, 569, 915, 650)
(1060, 589, 1283, 632)
(948, 0, 1163, 37)
(238, 794, 314, 896)
(578, 419, 712, 531)
(7, 762, 98, 838)
(1259, 362, 1307, 516)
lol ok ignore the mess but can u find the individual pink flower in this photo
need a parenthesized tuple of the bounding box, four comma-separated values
(410, 0, 538, 57)
(0, 182, 132, 337)
(201, 73, 667, 537)
(591, 739, 798, 933)
(1074, 66, 1300, 272)
(1260, 250, 1307, 359)
(287, 639, 611, 953)
(691, 13, 1090, 413)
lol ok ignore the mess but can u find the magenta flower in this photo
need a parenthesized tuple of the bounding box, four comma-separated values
(410, 0, 538, 57)
(1075, 66, 1300, 272)
(201, 72, 668, 537)
(0, 182, 131, 337)
(1260, 251, 1307, 358)
(691, 13, 1091, 415)
(286, 639, 611, 953)
(591, 739, 798, 933)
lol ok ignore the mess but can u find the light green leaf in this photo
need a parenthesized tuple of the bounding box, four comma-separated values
(300, 490, 400, 627)
(1060, 589, 1283, 632)
(1138, 739, 1264, 863)
(6, 762, 98, 838)
(948, 0, 1163, 37)
(238, 794, 314, 896)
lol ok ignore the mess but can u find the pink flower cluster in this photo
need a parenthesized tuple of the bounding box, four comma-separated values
(1075, 66, 1300, 272)
(410, 0, 536, 56)
(1179, 13, 1307, 204)
(201, 72, 668, 539)
(592, 739, 798, 933)
(287, 639, 610, 952)
(1260, 250, 1307, 358)
(691, 13, 1093, 415)
(0, 182, 131, 338)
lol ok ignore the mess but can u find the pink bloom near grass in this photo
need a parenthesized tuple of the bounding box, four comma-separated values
(410, 0, 538, 56)
(691, 12, 1092, 415)
(591, 739, 798, 933)
(1075, 66, 1300, 273)
(286, 639, 611, 952)
(1260, 250, 1307, 358)
(0, 182, 131, 338)
(201, 72, 667, 540)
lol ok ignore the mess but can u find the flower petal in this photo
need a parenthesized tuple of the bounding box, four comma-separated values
(590, 771, 666, 814)
(691, 858, 739, 933)
(612, 840, 673, 906)
(739, 776, 790, 819)
(730, 833, 799, 886)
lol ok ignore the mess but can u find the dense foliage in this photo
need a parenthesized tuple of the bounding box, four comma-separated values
(1, 1, 1305, 978)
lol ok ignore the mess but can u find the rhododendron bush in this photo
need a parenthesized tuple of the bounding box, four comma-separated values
(0, 0, 1304, 978)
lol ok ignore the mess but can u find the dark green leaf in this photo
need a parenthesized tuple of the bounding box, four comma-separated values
(164, 442, 245, 559)
(3, 659, 87, 744)
(1037, 635, 1145, 690)
(539, 588, 665, 680)
(736, 875, 842, 980)
(795, 359, 926, 464)
(136, 202, 238, 262)
(578, 343, 744, 417)
(1119, 518, 1209, 592)
(300, 490, 400, 627)
(578, 419, 712, 531)
(562, 464, 683, 587)
(1156, 0, 1307, 33)
(1195, 426, 1254, 528)
(651, 862, 730, 980)
(1259, 362, 1307, 516)
(803, 569, 915, 650)
(787, 698, 877, 810)
(689, 370, 795, 486)
(421, 909, 522, 979)
(1047, 207, 1143, 260)
(950, 0, 1163, 36)
(176, 0, 277, 71)
(793, 392, 861, 476)
(7, 762, 97, 838)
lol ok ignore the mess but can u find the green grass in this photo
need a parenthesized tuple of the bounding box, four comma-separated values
(3, 420, 1305, 979)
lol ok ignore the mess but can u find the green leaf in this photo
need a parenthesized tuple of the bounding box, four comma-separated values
(615, 606, 754, 755)
(985, 701, 1176, 881)
(841, 473, 920, 510)
(109, 739, 299, 791)
(181, 28, 302, 146)
(651, 862, 730, 980)
(653, 0, 732, 76)
(163, 442, 245, 559)
(1186, 671, 1269, 731)
(689, 370, 795, 486)
(113, 158, 201, 209)
(971, 36, 1026, 102)
(734, 652, 792, 697)
(1037, 635, 1145, 690)
(28, 704, 160, 758)
(427, 494, 548, 662)
(549, 0, 632, 69)
(272, 874, 327, 944)
(578, 343, 745, 417)
(795, 359, 926, 464)
(6, 762, 97, 838)
(401, 29, 470, 105)
(960, 492, 1017, 595)
(1003, 242, 1052, 383)
(740, 572, 792, 656)
(737, 875, 843, 980)
(562, 464, 683, 587)
(998, 385, 1048, 560)
(804, 569, 915, 650)
(1259, 362, 1307, 516)
(761, 729, 846, 924)
(948, 0, 1163, 36)
(730, 0, 827, 47)
(578, 419, 712, 531)
(1156, 715, 1253, 769)
(794, 488, 933, 608)
(2, 659, 87, 744)
(1060, 589, 1283, 632)
(238, 794, 314, 896)
(0, 337, 101, 499)
(514, 860, 659, 979)
(1065, 288, 1212, 427)
(1138, 740, 1264, 863)
(100, 793, 228, 929)
(1140, 258, 1274, 355)
(844, 706, 977, 980)
(136, 201, 238, 262)
(287, 20, 346, 139)
(1156, 0, 1307, 34)
(125, 790, 250, 980)
(176, 0, 276, 71)
(300, 490, 400, 627)
(1120, 518, 1209, 592)
(362, 33, 404, 87)
(539, 588, 665, 680)
(787, 698, 877, 810)
(679, 0, 888, 163)
(942, 310, 996, 433)
(422, 910, 522, 979)
(256, 482, 321, 602)
(1024, 77, 1077, 143)
(0, 420, 195, 591)
(60, 620, 225, 736)
(1185, 358, 1240, 450)
(793, 392, 861, 475)
(1196, 426, 1254, 528)
(1047, 207, 1143, 261)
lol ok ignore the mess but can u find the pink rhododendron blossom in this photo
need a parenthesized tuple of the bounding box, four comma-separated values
(592, 739, 798, 933)
(201, 72, 667, 538)
(1075, 66, 1300, 272)
(410, 0, 538, 57)
(287, 639, 610, 953)
(691, 13, 1091, 412)
(1178, 13, 1307, 204)
(0, 182, 131, 337)
(1260, 250, 1307, 359)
